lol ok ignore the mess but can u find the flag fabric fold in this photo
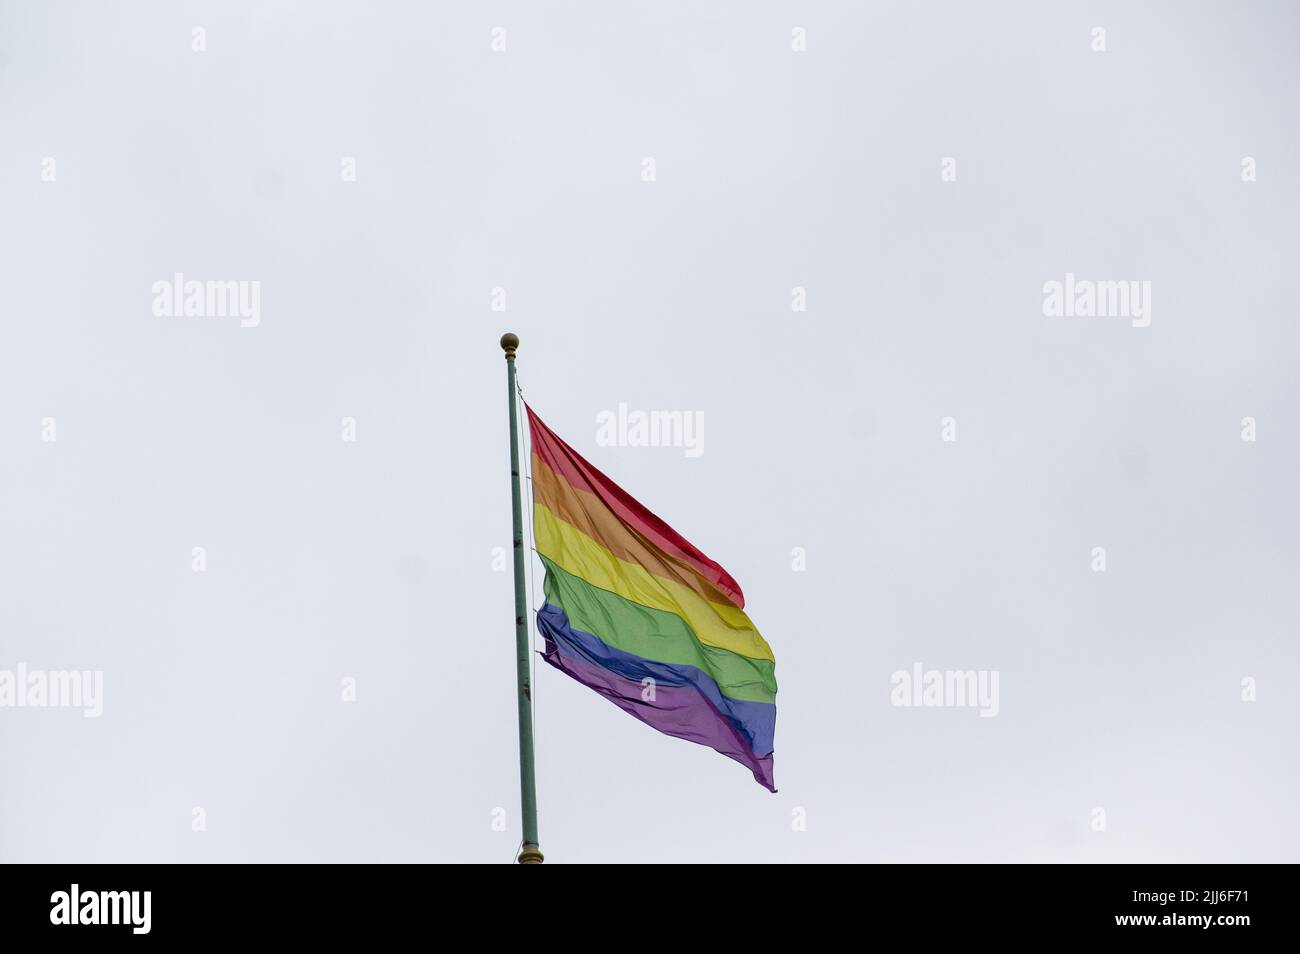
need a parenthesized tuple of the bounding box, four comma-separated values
(526, 405, 777, 791)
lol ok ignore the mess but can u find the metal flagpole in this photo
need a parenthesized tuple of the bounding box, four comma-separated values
(501, 332, 543, 864)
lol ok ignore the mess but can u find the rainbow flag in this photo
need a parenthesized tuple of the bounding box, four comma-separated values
(527, 406, 777, 791)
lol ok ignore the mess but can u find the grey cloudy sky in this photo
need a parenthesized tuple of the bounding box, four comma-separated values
(2, 0, 1297, 862)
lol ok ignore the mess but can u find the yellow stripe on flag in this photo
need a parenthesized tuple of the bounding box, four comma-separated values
(533, 503, 775, 663)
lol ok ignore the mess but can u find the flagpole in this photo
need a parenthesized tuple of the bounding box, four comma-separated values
(501, 332, 544, 864)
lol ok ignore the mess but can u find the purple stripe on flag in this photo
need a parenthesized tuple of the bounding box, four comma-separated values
(540, 629, 776, 793)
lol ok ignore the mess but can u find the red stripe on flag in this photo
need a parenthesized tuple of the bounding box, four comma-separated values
(525, 404, 745, 609)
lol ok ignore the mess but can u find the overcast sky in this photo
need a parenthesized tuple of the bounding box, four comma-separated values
(2, 0, 1297, 862)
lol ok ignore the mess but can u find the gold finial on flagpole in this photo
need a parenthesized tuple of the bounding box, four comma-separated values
(500, 332, 519, 358)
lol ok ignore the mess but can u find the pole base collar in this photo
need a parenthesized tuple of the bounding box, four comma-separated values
(517, 845, 544, 865)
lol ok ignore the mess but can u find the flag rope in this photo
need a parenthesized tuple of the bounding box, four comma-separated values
(515, 371, 540, 827)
